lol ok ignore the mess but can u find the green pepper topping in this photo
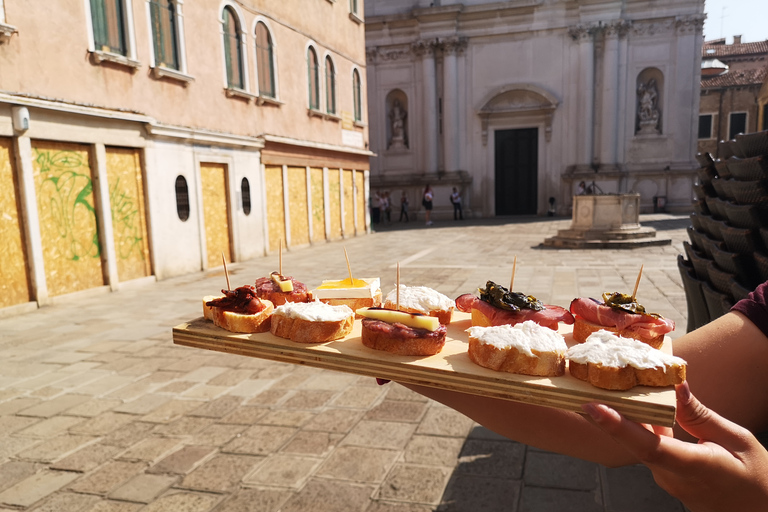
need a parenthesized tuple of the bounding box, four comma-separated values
(478, 281, 544, 312)
(602, 292, 660, 318)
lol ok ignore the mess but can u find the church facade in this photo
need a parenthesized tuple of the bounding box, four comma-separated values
(365, 0, 705, 218)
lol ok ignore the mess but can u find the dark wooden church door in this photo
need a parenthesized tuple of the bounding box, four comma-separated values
(494, 128, 538, 215)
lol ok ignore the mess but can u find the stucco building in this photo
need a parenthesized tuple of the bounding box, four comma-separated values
(365, 0, 705, 219)
(0, 0, 371, 314)
(697, 37, 768, 158)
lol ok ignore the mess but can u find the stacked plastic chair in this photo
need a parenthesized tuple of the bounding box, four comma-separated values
(680, 130, 768, 332)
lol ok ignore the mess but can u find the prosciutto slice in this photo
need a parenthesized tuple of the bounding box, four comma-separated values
(569, 297, 675, 339)
(456, 294, 574, 330)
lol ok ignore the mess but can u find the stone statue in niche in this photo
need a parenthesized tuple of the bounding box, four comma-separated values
(388, 99, 408, 149)
(636, 78, 660, 134)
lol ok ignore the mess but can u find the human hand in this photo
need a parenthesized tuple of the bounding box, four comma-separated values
(582, 381, 768, 512)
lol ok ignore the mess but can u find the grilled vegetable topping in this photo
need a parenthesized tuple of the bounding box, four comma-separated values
(602, 292, 660, 318)
(478, 281, 544, 312)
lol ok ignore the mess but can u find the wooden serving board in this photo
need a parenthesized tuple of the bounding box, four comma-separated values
(173, 312, 677, 427)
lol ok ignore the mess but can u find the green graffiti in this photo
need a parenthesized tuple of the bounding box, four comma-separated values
(109, 176, 145, 261)
(35, 149, 101, 261)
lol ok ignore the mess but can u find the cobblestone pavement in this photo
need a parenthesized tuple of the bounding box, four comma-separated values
(0, 214, 692, 512)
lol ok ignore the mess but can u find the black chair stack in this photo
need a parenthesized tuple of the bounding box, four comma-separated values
(680, 130, 768, 332)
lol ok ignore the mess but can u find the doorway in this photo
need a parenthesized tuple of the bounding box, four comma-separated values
(494, 128, 538, 215)
(200, 162, 232, 269)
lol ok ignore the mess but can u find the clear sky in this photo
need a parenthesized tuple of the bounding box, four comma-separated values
(703, 0, 768, 43)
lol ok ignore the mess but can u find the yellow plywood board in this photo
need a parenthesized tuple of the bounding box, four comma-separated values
(200, 162, 231, 269)
(0, 137, 30, 307)
(174, 312, 677, 427)
(32, 141, 103, 296)
(310, 167, 325, 242)
(328, 170, 342, 240)
(355, 170, 365, 232)
(343, 169, 354, 236)
(265, 165, 286, 251)
(106, 147, 151, 281)
(287, 166, 309, 246)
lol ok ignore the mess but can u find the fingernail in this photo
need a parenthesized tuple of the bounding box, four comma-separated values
(582, 403, 603, 421)
(677, 381, 691, 402)
(376, 378, 390, 386)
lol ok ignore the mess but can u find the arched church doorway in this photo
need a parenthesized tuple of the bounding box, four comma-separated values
(494, 127, 538, 215)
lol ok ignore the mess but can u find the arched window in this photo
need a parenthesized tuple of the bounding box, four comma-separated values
(223, 6, 244, 89)
(307, 46, 319, 110)
(175, 175, 190, 221)
(352, 69, 362, 122)
(149, 0, 179, 70)
(325, 56, 336, 115)
(255, 21, 275, 98)
(241, 177, 251, 215)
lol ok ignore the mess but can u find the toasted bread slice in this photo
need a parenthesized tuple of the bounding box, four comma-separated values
(572, 317, 664, 349)
(361, 320, 447, 356)
(566, 330, 686, 390)
(209, 300, 274, 333)
(319, 290, 383, 316)
(270, 302, 354, 343)
(466, 321, 567, 377)
(202, 295, 222, 321)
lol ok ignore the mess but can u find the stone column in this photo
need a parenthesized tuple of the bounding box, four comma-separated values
(599, 22, 621, 167)
(568, 25, 595, 168)
(441, 37, 465, 173)
(413, 40, 438, 174)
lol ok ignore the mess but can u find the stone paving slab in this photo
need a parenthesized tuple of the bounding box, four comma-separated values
(0, 215, 693, 511)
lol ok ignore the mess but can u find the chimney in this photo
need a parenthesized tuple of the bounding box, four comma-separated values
(734, 35, 742, 44)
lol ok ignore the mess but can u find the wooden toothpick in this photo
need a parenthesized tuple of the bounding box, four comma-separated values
(509, 255, 517, 291)
(222, 252, 231, 291)
(396, 262, 400, 311)
(344, 247, 354, 284)
(632, 264, 644, 300)
(279, 239, 283, 275)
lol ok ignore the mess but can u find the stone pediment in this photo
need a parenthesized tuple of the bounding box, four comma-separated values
(477, 84, 559, 144)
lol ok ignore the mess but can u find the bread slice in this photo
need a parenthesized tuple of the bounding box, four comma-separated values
(202, 295, 222, 321)
(319, 290, 383, 315)
(566, 330, 686, 390)
(209, 300, 274, 333)
(361, 320, 447, 356)
(270, 301, 354, 343)
(466, 321, 567, 377)
(573, 316, 664, 349)
(383, 285, 455, 325)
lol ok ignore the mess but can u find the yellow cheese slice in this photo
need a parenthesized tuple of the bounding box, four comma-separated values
(317, 278, 369, 289)
(356, 308, 439, 331)
(270, 272, 294, 292)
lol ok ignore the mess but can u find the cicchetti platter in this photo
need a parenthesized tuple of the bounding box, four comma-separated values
(172, 311, 678, 427)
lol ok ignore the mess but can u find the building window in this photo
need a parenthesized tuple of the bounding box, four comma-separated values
(241, 178, 251, 215)
(90, 0, 127, 55)
(729, 112, 747, 140)
(325, 56, 336, 115)
(149, 0, 179, 70)
(349, 0, 358, 15)
(352, 69, 362, 122)
(307, 46, 319, 110)
(175, 175, 190, 221)
(698, 114, 713, 139)
(255, 21, 275, 98)
(223, 6, 244, 89)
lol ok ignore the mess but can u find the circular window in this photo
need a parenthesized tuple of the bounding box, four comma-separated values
(175, 175, 190, 221)
(241, 177, 251, 215)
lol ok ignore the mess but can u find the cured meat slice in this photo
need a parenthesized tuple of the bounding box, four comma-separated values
(569, 297, 675, 338)
(456, 294, 574, 330)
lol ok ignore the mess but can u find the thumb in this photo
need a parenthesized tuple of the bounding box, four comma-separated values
(675, 381, 751, 451)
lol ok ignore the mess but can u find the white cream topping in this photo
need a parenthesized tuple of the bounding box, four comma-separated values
(273, 301, 354, 322)
(466, 321, 567, 358)
(311, 278, 380, 299)
(566, 330, 686, 369)
(384, 285, 455, 314)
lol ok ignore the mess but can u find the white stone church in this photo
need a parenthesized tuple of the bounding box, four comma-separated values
(364, 0, 706, 218)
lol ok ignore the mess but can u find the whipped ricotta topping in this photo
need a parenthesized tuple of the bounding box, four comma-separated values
(467, 321, 567, 358)
(274, 301, 353, 322)
(312, 278, 380, 299)
(566, 330, 686, 369)
(384, 285, 455, 314)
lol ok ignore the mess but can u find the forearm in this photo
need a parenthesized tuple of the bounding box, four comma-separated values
(401, 382, 641, 467)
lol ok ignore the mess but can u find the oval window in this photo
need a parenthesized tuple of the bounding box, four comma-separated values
(241, 177, 251, 215)
(175, 175, 190, 221)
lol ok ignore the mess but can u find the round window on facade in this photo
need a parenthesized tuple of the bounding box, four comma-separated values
(175, 175, 190, 221)
(241, 177, 251, 215)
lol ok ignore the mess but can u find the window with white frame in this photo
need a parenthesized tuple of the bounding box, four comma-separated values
(255, 21, 276, 98)
(149, 0, 180, 70)
(729, 112, 747, 140)
(307, 46, 320, 110)
(698, 114, 713, 139)
(90, 0, 128, 55)
(325, 55, 336, 115)
(222, 6, 244, 90)
(352, 68, 362, 122)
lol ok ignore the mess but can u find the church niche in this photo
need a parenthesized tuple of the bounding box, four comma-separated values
(635, 68, 664, 135)
(385, 89, 408, 150)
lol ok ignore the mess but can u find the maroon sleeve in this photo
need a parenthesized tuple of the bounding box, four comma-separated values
(731, 280, 768, 338)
